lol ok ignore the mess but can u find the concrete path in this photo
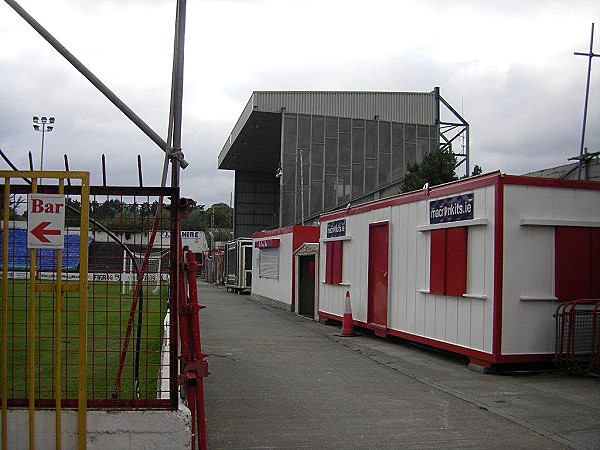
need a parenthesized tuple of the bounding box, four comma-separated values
(199, 282, 600, 449)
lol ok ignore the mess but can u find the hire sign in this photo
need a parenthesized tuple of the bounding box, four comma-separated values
(161, 230, 202, 239)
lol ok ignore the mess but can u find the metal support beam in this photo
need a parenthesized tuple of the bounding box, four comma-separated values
(434, 87, 470, 177)
(169, 0, 188, 187)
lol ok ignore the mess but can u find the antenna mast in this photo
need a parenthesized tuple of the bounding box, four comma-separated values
(574, 23, 598, 178)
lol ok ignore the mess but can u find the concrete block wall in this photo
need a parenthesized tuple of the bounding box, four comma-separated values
(3, 408, 191, 450)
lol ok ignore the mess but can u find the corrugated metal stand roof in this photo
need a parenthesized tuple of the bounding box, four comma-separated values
(218, 90, 438, 170)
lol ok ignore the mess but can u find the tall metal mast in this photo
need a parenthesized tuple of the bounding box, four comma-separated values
(574, 23, 598, 179)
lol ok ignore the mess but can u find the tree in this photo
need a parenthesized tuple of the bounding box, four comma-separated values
(181, 204, 207, 231)
(91, 199, 123, 221)
(65, 197, 81, 227)
(205, 203, 233, 229)
(401, 149, 458, 193)
(471, 165, 483, 176)
(0, 195, 27, 221)
(460, 164, 483, 179)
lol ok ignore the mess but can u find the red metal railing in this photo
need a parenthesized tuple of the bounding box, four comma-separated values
(555, 298, 600, 375)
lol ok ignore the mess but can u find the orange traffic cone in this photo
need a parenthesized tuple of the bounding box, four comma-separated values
(339, 290, 356, 336)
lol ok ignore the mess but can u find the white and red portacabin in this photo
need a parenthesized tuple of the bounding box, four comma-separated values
(318, 172, 600, 368)
(252, 226, 320, 310)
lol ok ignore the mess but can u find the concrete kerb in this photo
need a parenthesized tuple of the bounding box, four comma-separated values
(249, 292, 294, 311)
(4, 408, 191, 450)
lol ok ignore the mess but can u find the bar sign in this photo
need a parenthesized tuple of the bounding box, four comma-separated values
(27, 193, 66, 249)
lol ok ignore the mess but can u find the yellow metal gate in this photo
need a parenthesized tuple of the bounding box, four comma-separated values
(1, 171, 90, 450)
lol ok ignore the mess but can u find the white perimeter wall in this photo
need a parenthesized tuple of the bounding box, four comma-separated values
(4, 408, 191, 450)
(319, 185, 496, 354)
(501, 184, 600, 355)
(252, 232, 294, 306)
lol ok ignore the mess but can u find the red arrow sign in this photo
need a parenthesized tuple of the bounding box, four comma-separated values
(31, 221, 61, 243)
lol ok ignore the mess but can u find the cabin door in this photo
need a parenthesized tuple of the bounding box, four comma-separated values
(367, 222, 389, 334)
(298, 255, 316, 317)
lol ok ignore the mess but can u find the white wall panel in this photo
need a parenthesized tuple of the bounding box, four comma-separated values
(351, 212, 369, 321)
(470, 301, 486, 350)
(392, 205, 406, 331)
(445, 297, 459, 344)
(252, 233, 294, 305)
(434, 297, 446, 340)
(482, 186, 496, 353)
(426, 294, 438, 337)
(457, 300, 471, 347)
(406, 201, 421, 335)
(502, 185, 600, 355)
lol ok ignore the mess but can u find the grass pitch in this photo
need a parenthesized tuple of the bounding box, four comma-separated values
(2, 278, 169, 400)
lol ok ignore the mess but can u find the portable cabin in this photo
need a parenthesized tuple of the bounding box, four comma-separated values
(318, 172, 600, 369)
(252, 226, 320, 310)
(225, 238, 253, 293)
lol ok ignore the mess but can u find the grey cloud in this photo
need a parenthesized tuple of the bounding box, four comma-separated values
(2, 0, 598, 212)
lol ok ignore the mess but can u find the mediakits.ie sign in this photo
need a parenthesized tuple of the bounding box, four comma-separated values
(429, 193, 474, 224)
(326, 219, 346, 238)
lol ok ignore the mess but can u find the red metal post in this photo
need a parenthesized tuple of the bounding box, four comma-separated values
(178, 248, 209, 450)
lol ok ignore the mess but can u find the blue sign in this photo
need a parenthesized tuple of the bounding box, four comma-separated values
(429, 194, 474, 224)
(326, 219, 346, 238)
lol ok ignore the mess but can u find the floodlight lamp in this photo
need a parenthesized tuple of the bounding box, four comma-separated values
(47, 126, 53, 132)
(33, 116, 39, 123)
(41, 116, 47, 123)
(49, 117, 55, 124)
(33, 125, 40, 131)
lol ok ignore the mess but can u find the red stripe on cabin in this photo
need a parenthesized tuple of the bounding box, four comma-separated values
(429, 227, 467, 297)
(593, 229, 600, 297)
(555, 227, 600, 301)
(429, 229, 446, 294)
(325, 240, 343, 285)
(492, 179, 504, 358)
(332, 240, 343, 285)
(445, 227, 468, 297)
(325, 241, 333, 284)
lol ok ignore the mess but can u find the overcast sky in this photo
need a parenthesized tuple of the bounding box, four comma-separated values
(1, 0, 598, 208)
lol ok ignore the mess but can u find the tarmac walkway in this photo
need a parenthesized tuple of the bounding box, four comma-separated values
(199, 281, 600, 449)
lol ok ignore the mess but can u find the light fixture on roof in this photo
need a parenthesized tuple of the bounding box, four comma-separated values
(32, 115, 56, 174)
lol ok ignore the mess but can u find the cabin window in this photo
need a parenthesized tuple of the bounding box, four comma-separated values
(555, 227, 600, 302)
(429, 227, 468, 297)
(259, 247, 279, 280)
(325, 240, 343, 284)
